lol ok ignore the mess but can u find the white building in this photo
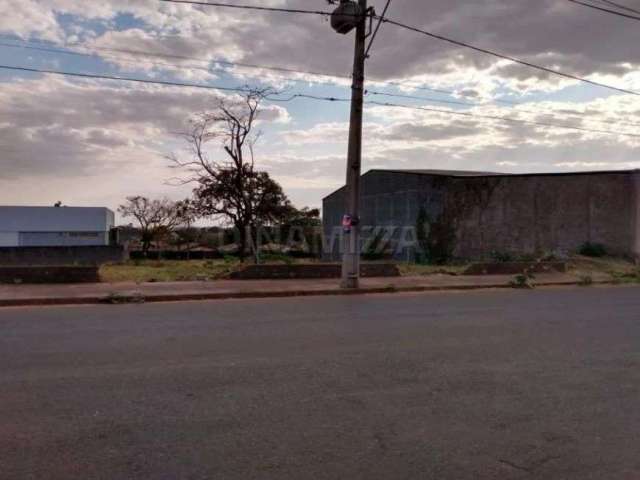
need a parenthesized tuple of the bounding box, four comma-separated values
(0, 206, 115, 247)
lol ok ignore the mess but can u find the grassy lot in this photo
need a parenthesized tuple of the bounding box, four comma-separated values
(100, 260, 240, 283)
(100, 255, 315, 283)
(397, 263, 469, 276)
(101, 258, 469, 283)
(569, 255, 640, 283)
(99, 255, 640, 284)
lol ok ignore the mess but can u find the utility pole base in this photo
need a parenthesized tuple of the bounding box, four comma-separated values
(340, 277, 359, 289)
(341, 252, 360, 289)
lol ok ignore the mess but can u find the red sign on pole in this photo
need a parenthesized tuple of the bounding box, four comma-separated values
(342, 214, 352, 232)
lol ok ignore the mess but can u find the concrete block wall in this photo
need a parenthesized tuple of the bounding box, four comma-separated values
(452, 172, 638, 258)
(0, 246, 127, 266)
(323, 169, 640, 261)
(632, 172, 640, 261)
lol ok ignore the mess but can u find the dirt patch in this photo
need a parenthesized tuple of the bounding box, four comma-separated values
(229, 263, 400, 280)
(464, 261, 567, 275)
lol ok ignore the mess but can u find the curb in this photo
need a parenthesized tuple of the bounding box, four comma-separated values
(0, 279, 616, 308)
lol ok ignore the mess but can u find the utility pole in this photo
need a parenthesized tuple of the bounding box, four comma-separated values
(331, 0, 368, 289)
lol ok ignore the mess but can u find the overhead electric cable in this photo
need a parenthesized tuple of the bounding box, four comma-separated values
(365, 90, 640, 128)
(157, 0, 337, 16)
(0, 41, 221, 76)
(2, 62, 638, 137)
(0, 38, 515, 103)
(379, 17, 640, 96)
(597, 0, 640, 15)
(4, 41, 640, 129)
(365, 100, 640, 137)
(267, 92, 640, 138)
(0, 64, 253, 93)
(153, 0, 640, 97)
(566, 0, 640, 20)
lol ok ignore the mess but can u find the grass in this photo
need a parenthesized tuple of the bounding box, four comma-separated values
(402, 255, 640, 283)
(100, 255, 640, 284)
(99, 256, 320, 283)
(568, 255, 640, 283)
(101, 258, 465, 283)
(397, 263, 469, 277)
(100, 259, 241, 283)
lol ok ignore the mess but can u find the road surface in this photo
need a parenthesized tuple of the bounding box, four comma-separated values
(1, 286, 639, 479)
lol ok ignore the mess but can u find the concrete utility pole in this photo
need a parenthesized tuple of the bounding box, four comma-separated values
(331, 0, 368, 289)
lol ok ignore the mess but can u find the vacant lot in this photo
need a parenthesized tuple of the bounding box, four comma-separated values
(100, 259, 239, 283)
(99, 255, 640, 284)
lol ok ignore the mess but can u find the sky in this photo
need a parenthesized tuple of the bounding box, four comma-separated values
(1, 0, 640, 222)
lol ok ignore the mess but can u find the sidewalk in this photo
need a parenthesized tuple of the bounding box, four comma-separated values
(0, 272, 612, 307)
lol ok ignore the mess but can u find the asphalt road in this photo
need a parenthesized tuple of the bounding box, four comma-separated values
(1, 286, 639, 480)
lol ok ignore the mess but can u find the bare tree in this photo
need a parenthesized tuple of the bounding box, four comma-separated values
(118, 196, 188, 255)
(169, 88, 293, 261)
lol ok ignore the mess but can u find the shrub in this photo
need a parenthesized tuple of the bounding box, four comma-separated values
(578, 274, 593, 286)
(415, 207, 456, 265)
(362, 229, 389, 261)
(510, 269, 535, 289)
(259, 253, 294, 265)
(579, 242, 607, 258)
(222, 255, 238, 265)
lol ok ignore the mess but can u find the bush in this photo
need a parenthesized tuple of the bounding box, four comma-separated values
(259, 253, 294, 265)
(362, 229, 389, 261)
(578, 274, 593, 286)
(510, 271, 535, 289)
(579, 242, 607, 258)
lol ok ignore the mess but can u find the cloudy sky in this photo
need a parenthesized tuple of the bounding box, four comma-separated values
(1, 0, 640, 221)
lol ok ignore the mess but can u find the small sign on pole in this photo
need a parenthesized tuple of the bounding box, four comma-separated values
(342, 214, 352, 233)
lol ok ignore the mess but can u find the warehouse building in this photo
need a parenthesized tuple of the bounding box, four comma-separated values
(323, 169, 640, 261)
(0, 206, 115, 247)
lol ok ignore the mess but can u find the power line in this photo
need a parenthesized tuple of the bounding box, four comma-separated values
(380, 17, 640, 96)
(367, 90, 476, 106)
(596, 0, 640, 15)
(567, 0, 640, 20)
(0, 41, 220, 77)
(2, 63, 638, 138)
(365, 90, 640, 129)
(366, 100, 640, 138)
(0, 40, 352, 88)
(5, 40, 640, 129)
(268, 93, 640, 138)
(157, 0, 336, 16)
(0, 37, 514, 103)
(365, 0, 393, 59)
(0, 64, 253, 93)
(155, 0, 640, 97)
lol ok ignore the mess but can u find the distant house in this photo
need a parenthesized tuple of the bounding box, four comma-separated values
(0, 206, 115, 247)
(323, 169, 640, 260)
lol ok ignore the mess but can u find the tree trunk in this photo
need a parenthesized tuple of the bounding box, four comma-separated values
(250, 223, 260, 265)
(236, 223, 247, 261)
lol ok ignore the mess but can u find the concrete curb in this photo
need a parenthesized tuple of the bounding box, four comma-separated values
(0, 279, 616, 308)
